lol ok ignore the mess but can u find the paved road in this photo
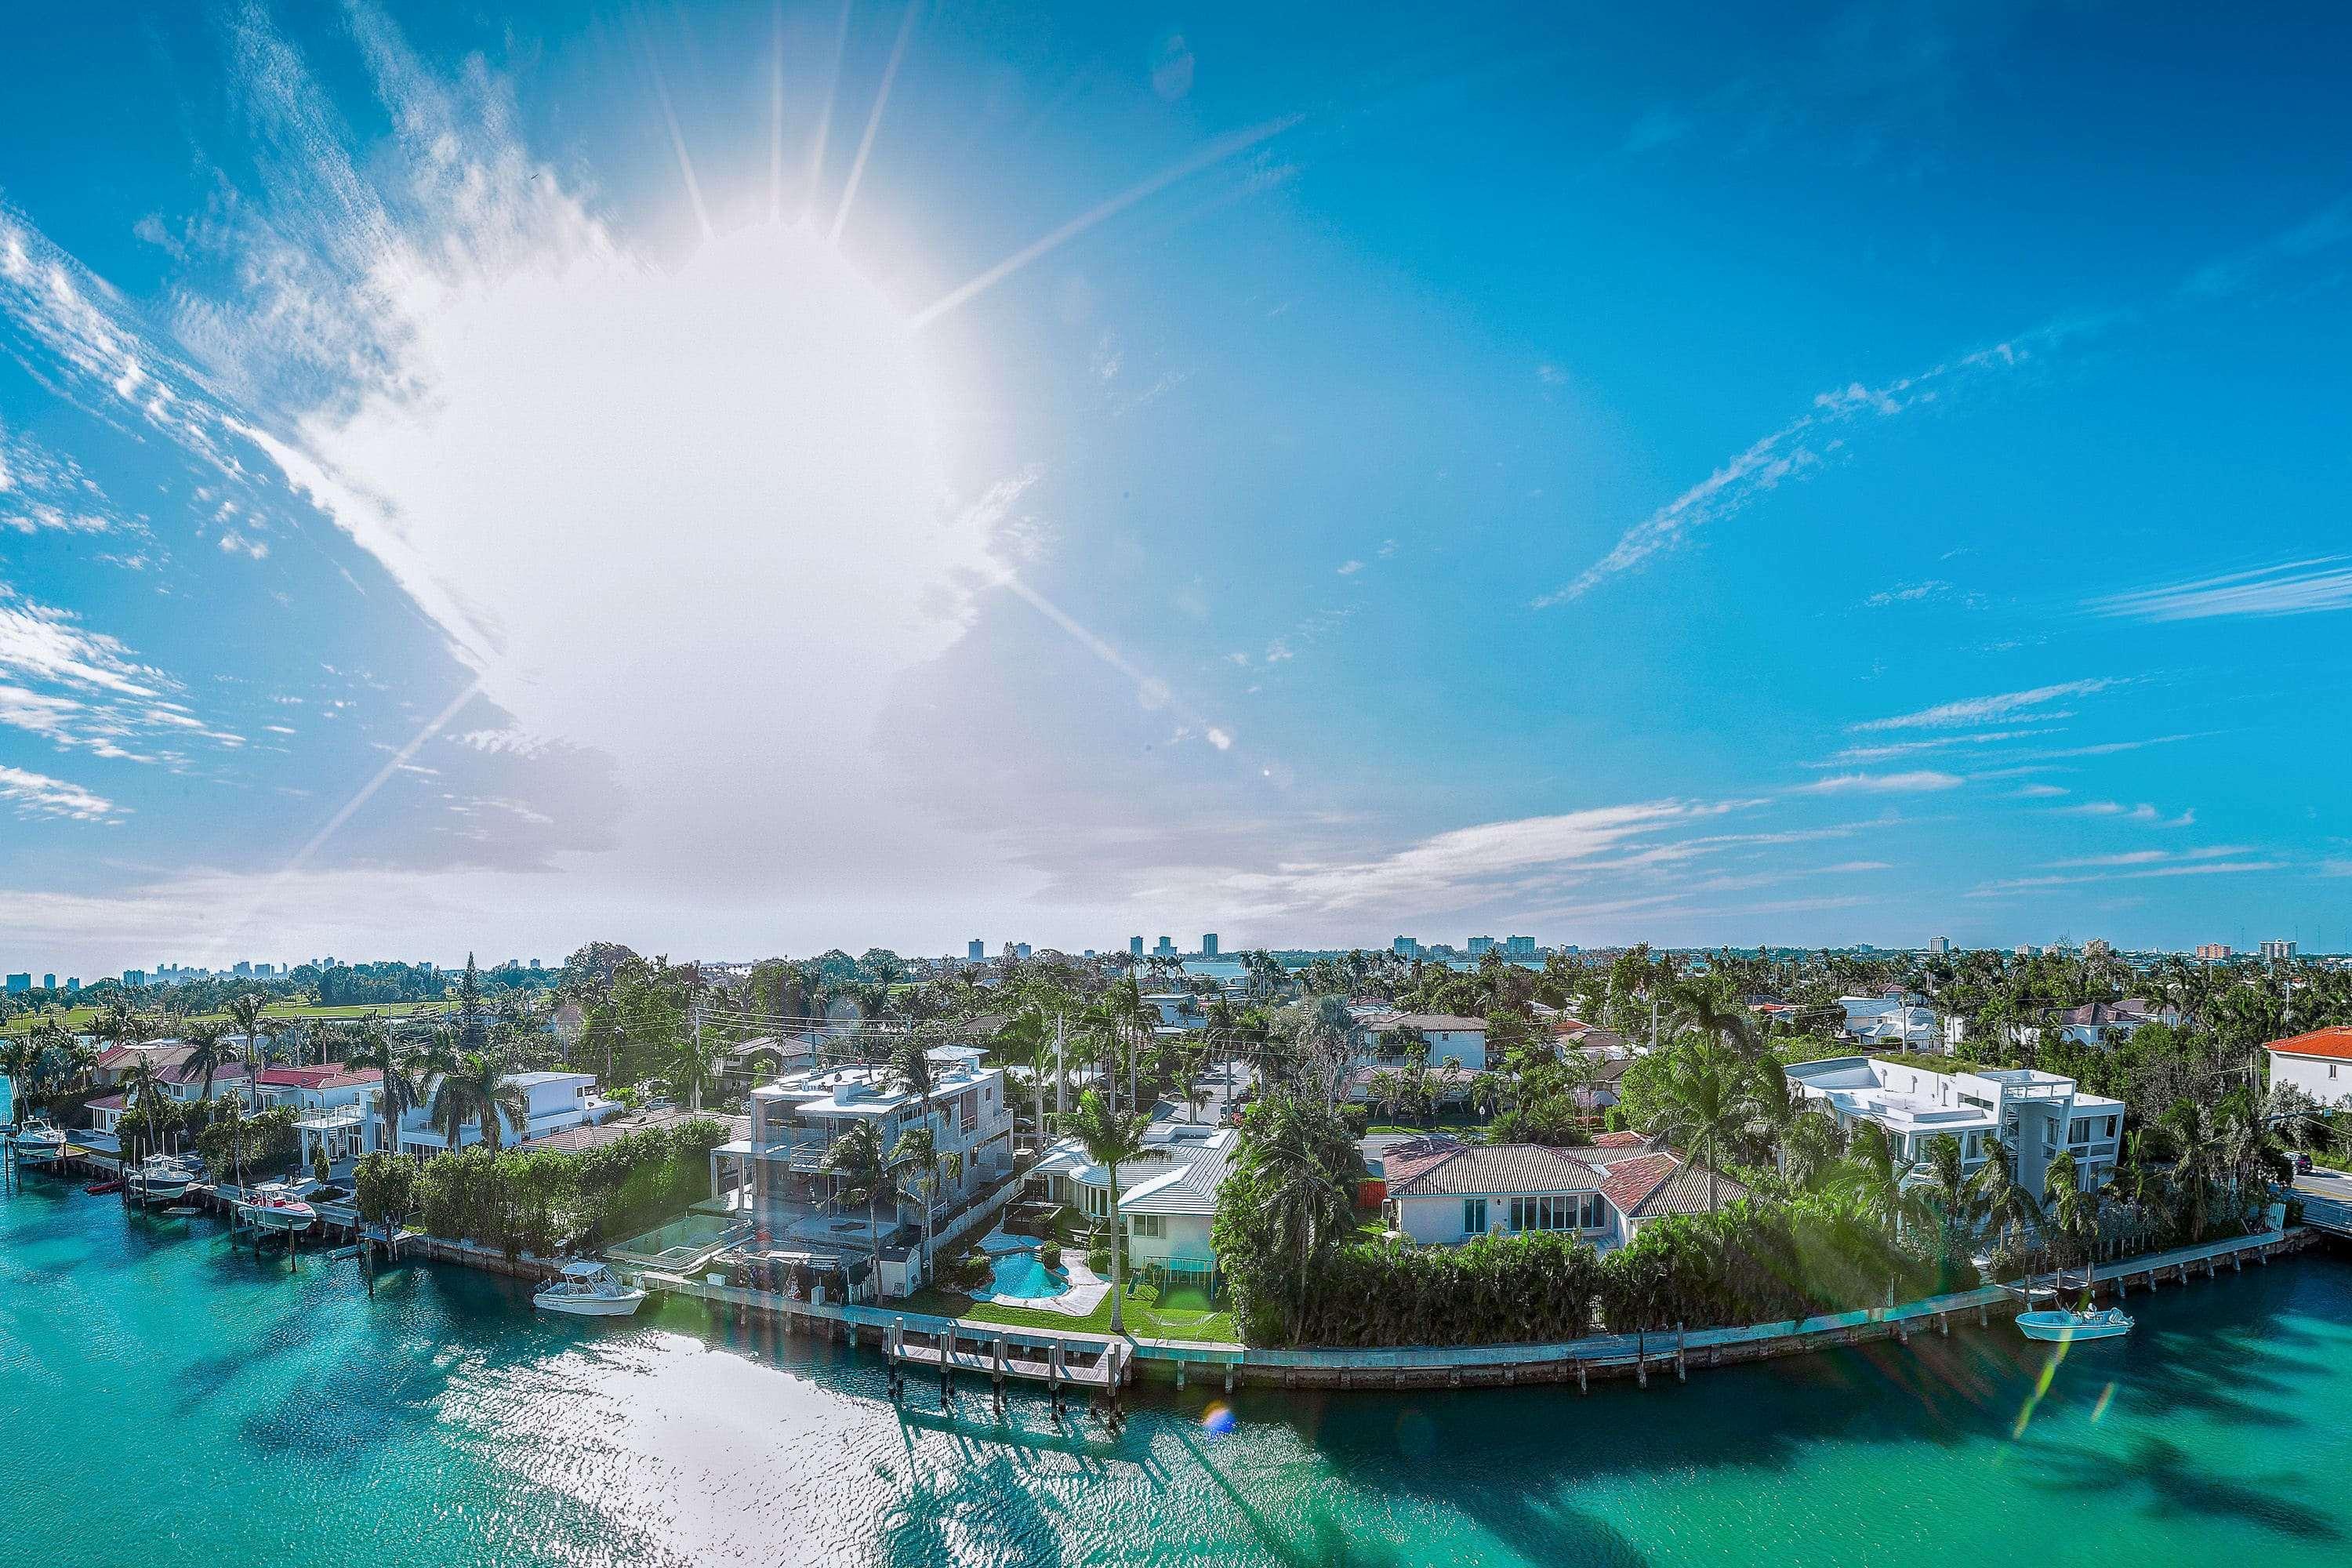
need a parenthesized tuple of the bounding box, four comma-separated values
(2293, 1167, 2352, 1229)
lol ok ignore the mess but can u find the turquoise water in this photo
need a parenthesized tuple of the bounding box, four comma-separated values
(986, 1250, 1070, 1301)
(5, 1171, 2351, 1566)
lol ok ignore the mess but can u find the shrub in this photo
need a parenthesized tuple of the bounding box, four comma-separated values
(1040, 1240, 1064, 1271)
(1087, 1245, 1111, 1276)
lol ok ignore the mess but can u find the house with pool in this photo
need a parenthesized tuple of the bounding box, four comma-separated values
(1783, 1054, 2123, 1196)
(1028, 1120, 1235, 1289)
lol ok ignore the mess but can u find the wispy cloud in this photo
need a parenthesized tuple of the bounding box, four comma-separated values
(2088, 557, 2352, 622)
(1819, 728, 2056, 765)
(1863, 579, 1956, 608)
(1799, 770, 1965, 794)
(0, 764, 119, 822)
(1853, 679, 2114, 732)
(2055, 800, 2195, 827)
(2011, 782, 2068, 798)
(1536, 340, 2025, 606)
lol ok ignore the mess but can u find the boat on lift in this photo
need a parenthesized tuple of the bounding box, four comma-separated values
(2017, 1302, 2134, 1342)
(12, 1118, 67, 1167)
(127, 1154, 198, 1205)
(532, 1260, 649, 1317)
(234, 1182, 318, 1235)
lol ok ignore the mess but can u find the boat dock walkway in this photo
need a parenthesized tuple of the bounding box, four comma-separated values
(643, 1225, 2311, 1396)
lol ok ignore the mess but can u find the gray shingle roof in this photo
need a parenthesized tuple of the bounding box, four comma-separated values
(1384, 1143, 1603, 1197)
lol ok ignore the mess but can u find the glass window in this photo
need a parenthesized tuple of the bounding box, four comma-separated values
(1463, 1198, 1487, 1234)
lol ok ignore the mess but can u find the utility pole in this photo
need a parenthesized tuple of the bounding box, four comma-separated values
(1054, 1014, 1066, 1120)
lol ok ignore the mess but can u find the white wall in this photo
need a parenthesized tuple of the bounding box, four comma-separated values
(2271, 1051, 2352, 1110)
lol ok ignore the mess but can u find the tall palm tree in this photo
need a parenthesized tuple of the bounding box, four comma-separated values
(1651, 1052, 1762, 1214)
(122, 1052, 171, 1160)
(889, 1123, 962, 1276)
(1667, 980, 1759, 1063)
(1063, 1088, 1150, 1335)
(1239, 1095, 1359, 1345)
(1913, 1131, 1980, 1262)
(1780, 1109, 1847, 1192)
(1835, 1122, 1916, 1235)
(819, 1120, 891, 1302)
(668, 1025, 726, 1112)
(1969, 1134, 2045, 1259)
(346, 1018, 421, 1160)
(180, 1022, 242, 1107)
(223, 992, 270, 1068)
(2042, 1149, 2099, 1272)
(428, 1051, 528, 1154)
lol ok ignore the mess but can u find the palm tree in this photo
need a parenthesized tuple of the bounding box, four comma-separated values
(223, 992, 270, 1067)
(346, 1018, 422, 1160)
(1667, 980, 1759, 1063)
(819, 1120, 890, 1302)
(1651, 1053, 1762, 1214)
(2042, 1149, 2098, 1273)
(1912, 1131, 1980, 1263)
(1063, 1089, 1150, 1335)
(428, 1051, 528, 1154)
(1969, 1134, 2045, 1261)
(1780, 1109, 1846, 1192)
(1238, 1095, 1359, 1345)
(122, 1053, 170, 1159)
(890, 1124, 962, 1278)
(181, 1021, 241, 1106)
(668, 1026, 726, 1112)
(1835, 1122, 1915, 1235)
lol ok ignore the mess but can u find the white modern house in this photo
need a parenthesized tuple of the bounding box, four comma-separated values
(1784, 1055, 2124, 1196)
(1377, 1132, 1740, 1250)
(724, 1045, 1016, 1252)
(255, 1064, 385, 1171)
(2266, 1027, 2352, 1109)
(1030, 1119, 1233, 1287)
(1837, 995, 1944, 1051)
(396, 1069, 616, 1156)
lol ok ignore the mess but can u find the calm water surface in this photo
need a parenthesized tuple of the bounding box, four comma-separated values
(4, 1173, 2348, 1566)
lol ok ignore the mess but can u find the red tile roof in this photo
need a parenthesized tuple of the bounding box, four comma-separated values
(1590, 1131, 1649, 1149)
(1377, 1135, 1470, 1189)
(85, 1094, 125, 1112)
(1598, 1152, 1682, 1214)
(2267, 1026, 2352, 1062)
(256, 1063, 380, 1090)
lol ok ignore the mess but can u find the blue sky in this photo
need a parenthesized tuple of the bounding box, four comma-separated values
(2, 1, 2349, 973)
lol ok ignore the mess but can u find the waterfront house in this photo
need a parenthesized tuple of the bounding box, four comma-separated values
(255, 1063, 384, 1171)
(1378, 1133, 1741, 1250)
(2265, 1026, 2352, 1109)
(1784, 1055, 2122, 1196)
(396, 1069, 616, 1156)
(1836, 996, 1944, 1052)
(1142, 992, 1209, 1030)
(1028, 1118, 1235, 1287)
(723, 1046, 1015, 1273)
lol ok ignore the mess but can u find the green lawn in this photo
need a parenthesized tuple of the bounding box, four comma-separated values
(5, 1000, 456, 1036)
(899, 1278, 1238, 1345)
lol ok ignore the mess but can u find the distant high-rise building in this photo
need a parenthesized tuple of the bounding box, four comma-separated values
(1015, 943, 1033, 961)
(4, 974, 28, 993)
(1154, 936, 1177, 957)
(1466, 935, 1494, 956)
(1202, 933, 1219, 958)
(2195, 942, 2232, 962)
(967, 938, 985, 962)
(1929, 936, 1951, 956)
(122, 969, 147, 987)
(1129, 936, 1144, 958)
(42, 973, 56, 990)
(2261, 939, 2298, 961)
(1504, 935, 1535, 959)
(233, 960, 252, 977)
(1392, 935, 1421, 960)
(528, 959, 543, 971)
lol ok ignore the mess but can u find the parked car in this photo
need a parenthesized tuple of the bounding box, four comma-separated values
(2296, 1152, 2314, 1174)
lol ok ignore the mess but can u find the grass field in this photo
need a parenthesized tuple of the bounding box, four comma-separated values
(3, 1000, 457, 1036)
(900, 1277, 1238, 1345)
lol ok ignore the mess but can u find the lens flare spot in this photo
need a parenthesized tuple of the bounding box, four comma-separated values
(1202, 1402, 1236, 1437)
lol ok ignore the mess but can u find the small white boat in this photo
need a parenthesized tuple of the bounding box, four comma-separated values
(12, 1118, 66, 1166)
(128, 1155, 198, 1204)
(235, 1182, 318, 1234)
(2018, 1306, 2134, 1342)
(533, 1261, 648, 1317)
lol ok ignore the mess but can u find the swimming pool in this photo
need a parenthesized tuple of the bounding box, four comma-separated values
(607, 1210, 737, 1268)
(986, 1250, 1069, 1301)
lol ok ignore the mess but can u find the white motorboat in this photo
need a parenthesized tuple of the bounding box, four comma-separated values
(532, 1261, 649, 1317)
(2017, 1305, 2135, 1342)
(128, 1155, 198, 1204)
(234, 1182, 318, 1234)
(12, 1118, 66, 1166)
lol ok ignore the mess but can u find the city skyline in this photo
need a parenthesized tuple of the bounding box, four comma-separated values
(3, 3, 2350, 973)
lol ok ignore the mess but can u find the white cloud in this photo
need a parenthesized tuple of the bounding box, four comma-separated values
(0, 764, 119, 821)
(1336, 559, 1364, 576)
(1853, 679, 2114, 732)
(1862, 579, 1952, 608)
(2011, 782, 2068, 798)
(1537, 340, 2024, 605)
(1800, 770, 1965, 793)
(2088, 557, 2352, 622)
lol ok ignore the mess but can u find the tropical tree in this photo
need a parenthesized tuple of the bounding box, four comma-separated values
(346, 1018, 422, 1160)
(429, 1051, 528, 1155)
(1063, 1088, 1151, 1335)
(2042, 1149, 2099, 1272)
(1211, 1094, 1360, 1345)
(890, 1123, 963, 1277)
(181, 1021, 242, 1105)
(223, 991, 271, 1066)
(1969, 1135, 2045, 1261)
(122, 1053, 172, 1159)
(1650, 1051, 1765, 1214)
(354, 1150, 420, 1270)
(819, 1119, 891, 1302)
(668, 1025, 727, 1112)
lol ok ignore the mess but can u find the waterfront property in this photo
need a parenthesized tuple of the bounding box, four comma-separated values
(713, 1045, 1016, 1294)
(1784, 1055, 2123, 1194)
(1378, 1133, 1744, 1250)
(1029, 1119, 1235, 1287)
(2265, 1025, 2352, 1109)
(396, 1069, 617, 1156)
(254, 1063, 383, 1172)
